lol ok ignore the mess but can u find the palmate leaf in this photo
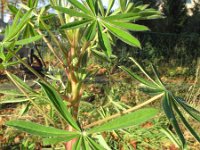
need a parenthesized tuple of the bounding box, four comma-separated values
(60, 19, 92, 30)
(162, 93, 186, 148)
(87, 108, 158, 134)
(39, 82, 80, 131)
(6, 120, 79, 137)
(103, 22, 141, 48)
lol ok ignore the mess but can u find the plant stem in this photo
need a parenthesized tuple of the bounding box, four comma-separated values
(83, 93, 164, 129)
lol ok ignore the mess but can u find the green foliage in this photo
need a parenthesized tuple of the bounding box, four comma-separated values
(120, 57, 200, 148)
(2, 0, 198, 149)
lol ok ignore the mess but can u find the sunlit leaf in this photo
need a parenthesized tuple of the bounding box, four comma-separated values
(88, 108, 158, 134)
(103, 22, 141, 48)
(8, 4, 19, 14)
(86, 0, 96, 15)
(119, 0, 127, 12)
(43, 134, 80, 145)
(15, 35, 43, 45)
(67, 0, 91, 14)
(109, 21, 149, 31)
(53, 6, 92, 18)
(61, 19, 92, 30)
(106, 0, 115, 16)
(104, 13, 140, 22)
(6, 120, 79, 137)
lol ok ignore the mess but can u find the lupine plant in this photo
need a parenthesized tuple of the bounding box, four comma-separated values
(0, 0, 199, 149)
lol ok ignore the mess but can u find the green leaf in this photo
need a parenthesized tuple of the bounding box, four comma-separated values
(8, 74, 33, 92)
(72, 136, 83, 150)
(150, 64, 165, 87)
(175, 97, 200, 122)
(15, 35, 42, 45)
(0, 98, 28, 104)
(160, 127, 181, 148)
(8, 4, 19, 14)
(98, 0, 105, 16)
(41, 14, 56, 20)
(103, 22, 141, 48)
(172, 100, 200, 142)
(93, 134, 111, 150)
(104, 13, 140, 22)
(53, 6, 92, 19)
(119, 66, 158, 88)
(61, 19, 92, 30)
(86, 0, 96, 15)
(119, 0, 127, 12)
(0, 89, 22, 96)
(97, 23, 112, 57)
(162, 94, 186, 148)
(87, 137, 105, 150)
(106, 0, 115, 16)
(139, 85, 164, 95)
(67, 0, 91, 14)
(5, 10, 32, 42)
(85, 21, 97, 41)
(39, 82, 80, 131)
(43, 135, 80, 145)
(109, 21, 149, 31)
(91, 49, 116, 62)
(82, 137, 90, 150)
(6, 120, 79, 137)
(87, 108, 158, 134)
